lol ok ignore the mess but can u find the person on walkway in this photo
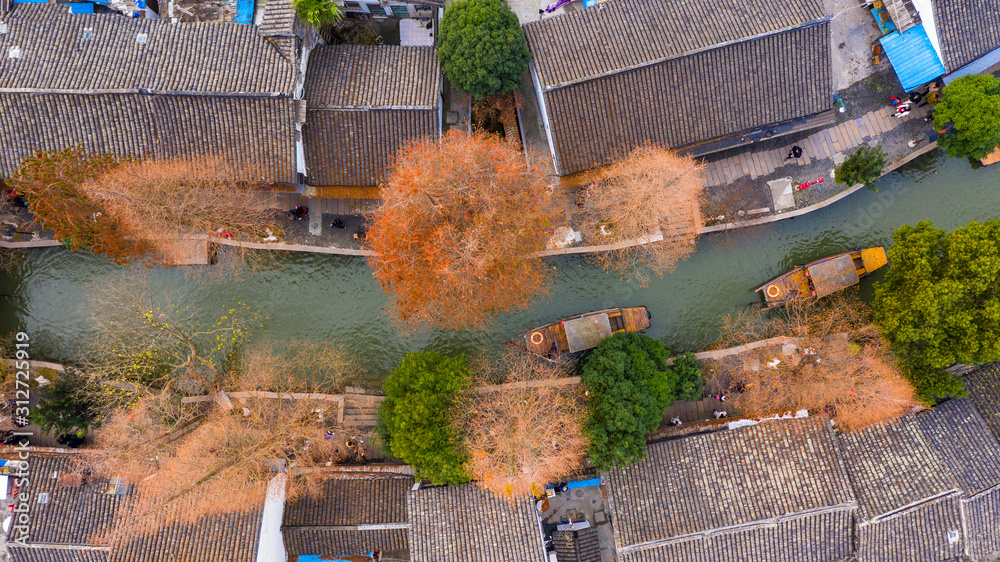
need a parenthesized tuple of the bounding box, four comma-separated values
(713, 409, 727, 419)
(786, 146, 803, 160)
(895, 104, 911, 118)
(714, 394, 727, 402)
(670, 416, 682, 426)
(289, 206, 308, 220)
(330, 218, 346, 229)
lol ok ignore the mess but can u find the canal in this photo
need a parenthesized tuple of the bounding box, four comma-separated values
(2, 149, 999, 379)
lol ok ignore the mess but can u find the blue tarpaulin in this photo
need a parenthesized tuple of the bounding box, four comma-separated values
(235, 0, 254, 24)
(880, 23, 946, 92)
(67, 3, 95, 13)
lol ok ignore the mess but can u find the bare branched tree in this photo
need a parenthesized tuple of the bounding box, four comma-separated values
(80, 156, 278, 267)
(583, 144, 705, 284)
(82, 389, 345, 543)
(712, 293, 918, 431)
(84, 274, 264, 405)
(455, 352, 589, 501)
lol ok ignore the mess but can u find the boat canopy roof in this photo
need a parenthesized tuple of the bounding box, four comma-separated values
(808, 254, 860, 298)
(563, 314, 613, 353)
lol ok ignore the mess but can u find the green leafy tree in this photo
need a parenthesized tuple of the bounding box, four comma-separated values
(671, 352, 705, 402)
(835, 143, 887, 191)
(376, 351, 471, 485)
(438, 0, 530, 99)
(581, 333, 701, 470)
(932, 74, 1000, 160)
(871, 220, 1000, 402)
(293, 0, 343, 29)
(30, 376, 98, 436)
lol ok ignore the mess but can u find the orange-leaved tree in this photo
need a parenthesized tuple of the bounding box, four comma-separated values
(583, 144, 705, 284)
(11, 147, 152, 263)
(456, 352, 588, 501)
(367, 130, 559, 329)
(12, 148, 277, 266)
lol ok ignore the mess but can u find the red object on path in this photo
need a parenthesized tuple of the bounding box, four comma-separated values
(796, 177, 825, 191)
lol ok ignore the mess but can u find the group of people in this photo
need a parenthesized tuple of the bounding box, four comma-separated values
(3, 189, 28, 209)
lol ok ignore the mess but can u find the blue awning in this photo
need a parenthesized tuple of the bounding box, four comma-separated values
(880, 23, 946, 92)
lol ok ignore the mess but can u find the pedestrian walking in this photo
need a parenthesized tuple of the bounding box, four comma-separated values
(713, 409, 728, 419)
(785, 146, 803, 160)
(670, 416, 682, 426)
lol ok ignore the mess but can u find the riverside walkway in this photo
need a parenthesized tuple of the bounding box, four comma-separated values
(703, 102, 931, 187)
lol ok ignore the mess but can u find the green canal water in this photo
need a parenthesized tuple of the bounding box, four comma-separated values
(2, 149, 999, 378)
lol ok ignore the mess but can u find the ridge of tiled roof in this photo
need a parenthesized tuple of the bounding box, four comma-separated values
(931, 0, 1000, 71)
(605, 417, 855, 553)
(0, 4, 295, 95)
(540, 23, 832, 175)
(839, 417, 959, 522)
(305, 45, 440, 109)
(523, 0, 827, 89)
(406, 483, 545, 562)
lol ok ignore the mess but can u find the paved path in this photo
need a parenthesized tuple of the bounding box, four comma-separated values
(702, 102, 931, 188)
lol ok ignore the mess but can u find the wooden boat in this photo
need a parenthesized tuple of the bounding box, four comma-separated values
(517, 307, 651, 357)
(756, 247, 888, 309)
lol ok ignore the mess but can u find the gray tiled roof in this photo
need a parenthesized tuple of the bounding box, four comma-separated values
(9, 550, 108, 562)
(914, 398, 1000, 495)
(523, 0, 826, 89)
(406, 483, 546, 562)
(259, 0, 296, 37)
(281, 476, 412, 557)
(932, 0, 1000, 71)
(282, 528, 409, 557)
(109, 511, 263, 562)
(0, 4, 295, 95)
(839, 417, 959, 522)
(620, 510, 853, 562)
(304, 109, 437, 186)
(302, 45, 440, 187)
(284, 476, 411, 526)
(0, 94, 301, 181)
(305, 45, 440, 109)
(3, 454, 126, 546)
(552, 528, 600, 562)
(964, 487, 1000, 559)
(854, 494, 964, 562)
(539, 23, 832, 175)
(605, 417, 854, 553)
(965, 362, 1000, 442)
